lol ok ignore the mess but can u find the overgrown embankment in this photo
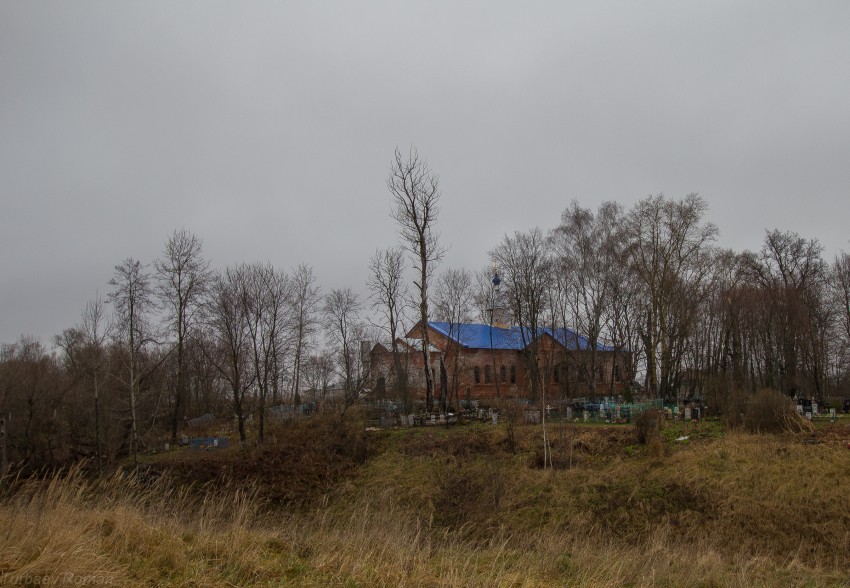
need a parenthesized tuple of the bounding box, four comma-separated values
(2, 418, 850, 586)
(149, 416, 377, 506)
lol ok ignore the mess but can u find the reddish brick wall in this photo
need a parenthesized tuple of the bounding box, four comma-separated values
(370, 325, 627, 405)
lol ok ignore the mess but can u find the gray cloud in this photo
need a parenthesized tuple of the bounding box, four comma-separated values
(2, 0, 849, 343)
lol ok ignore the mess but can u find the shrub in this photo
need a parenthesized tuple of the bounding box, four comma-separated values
(717, 387, 749, 429)
(743, 388, 812, 434)
(494, 400, 525, 453)
(635, 409, 664, 445)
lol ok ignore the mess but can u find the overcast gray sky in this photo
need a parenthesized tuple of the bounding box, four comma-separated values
(1, 1, 849, 345)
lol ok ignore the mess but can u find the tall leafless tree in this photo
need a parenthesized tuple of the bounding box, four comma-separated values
(108, 258, 152, 468)
(302, 351, 335, 406)
(492, 229, 554, 468)
(204, 267, 255, 442)
(155, 229, 211, 443)
(240, 263, 291, 441)
(1, 337, 66, 469)
(324, 288, 371, 416)
(832, 252, 850, 344)
(433, 267, 475, 412)
(745, 230, 828, 397)
(367, 247, 411, 410)
(288, 264, 321, 405)
(388, 147, 444, 410)
(627, 194, 717, 400)
(81, 296, 109, 474)
(491, 228, 552, 403)
(552, 200, 624, 394)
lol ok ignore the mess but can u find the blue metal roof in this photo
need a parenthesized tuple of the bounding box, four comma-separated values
(427, 322, 614, 351)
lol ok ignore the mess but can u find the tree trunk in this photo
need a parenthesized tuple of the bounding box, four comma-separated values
(94, 372, 103, 477)
(0, 417, 8, 480)
(419, 267, 435, 410)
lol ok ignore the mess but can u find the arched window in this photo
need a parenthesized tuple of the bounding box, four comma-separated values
(510, 365, 516, 384)
(474, 366, 481, 384)
(500, 365, 506, 382)
(485, 365, 491, 384)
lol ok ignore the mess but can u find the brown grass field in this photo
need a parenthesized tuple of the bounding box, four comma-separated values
(2, 416, 850, 587)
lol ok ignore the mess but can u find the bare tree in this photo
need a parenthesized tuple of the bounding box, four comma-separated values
(0, 337, 66, 469)
(324, 288, 370, 416)
(829, 252, 850, 391)
(302, 351, 335, 407)
(627, 194, 718, 400)
(433, 267, 474, 412)
(81, 296, 110, 474)
(155, 229, 211, 443)
(552, 200, 624, 394)
(204, 267, 255, 442)
(55, 295, 112, 475)
(288, 264, 321, 405)
(491, 228, 552, 403)
(367, 247, 411, 410)
(492, 230, 554, 469)
(388, 146, 444, 410)
(833, 252, 850, 344)
(745, 230, 828, 397)
(240, 263, 291, 441)
(108, 258, 152, 468)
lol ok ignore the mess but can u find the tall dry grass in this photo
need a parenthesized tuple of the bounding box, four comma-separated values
(2, 426, 850, 586)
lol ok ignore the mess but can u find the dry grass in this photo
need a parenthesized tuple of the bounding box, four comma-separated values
(2, 422, 850, 586)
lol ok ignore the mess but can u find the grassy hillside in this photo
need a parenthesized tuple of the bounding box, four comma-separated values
(2, 417, 850, 586)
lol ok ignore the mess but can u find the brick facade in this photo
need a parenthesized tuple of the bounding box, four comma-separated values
(370, 322, 627, 407)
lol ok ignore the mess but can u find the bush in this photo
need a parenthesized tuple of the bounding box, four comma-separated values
(743, 388, 812, 434)
(494, 400, 525, 453)
(635, 409, 664, 445)
(717, 388, 749, 429)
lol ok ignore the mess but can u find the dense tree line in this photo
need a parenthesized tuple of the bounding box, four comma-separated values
(0, 229, 351, 472)
(460, 194, 850, 412)
(2, 151, 849, 472)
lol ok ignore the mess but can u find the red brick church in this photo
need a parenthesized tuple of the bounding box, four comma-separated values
(369, 321, 627, 407)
